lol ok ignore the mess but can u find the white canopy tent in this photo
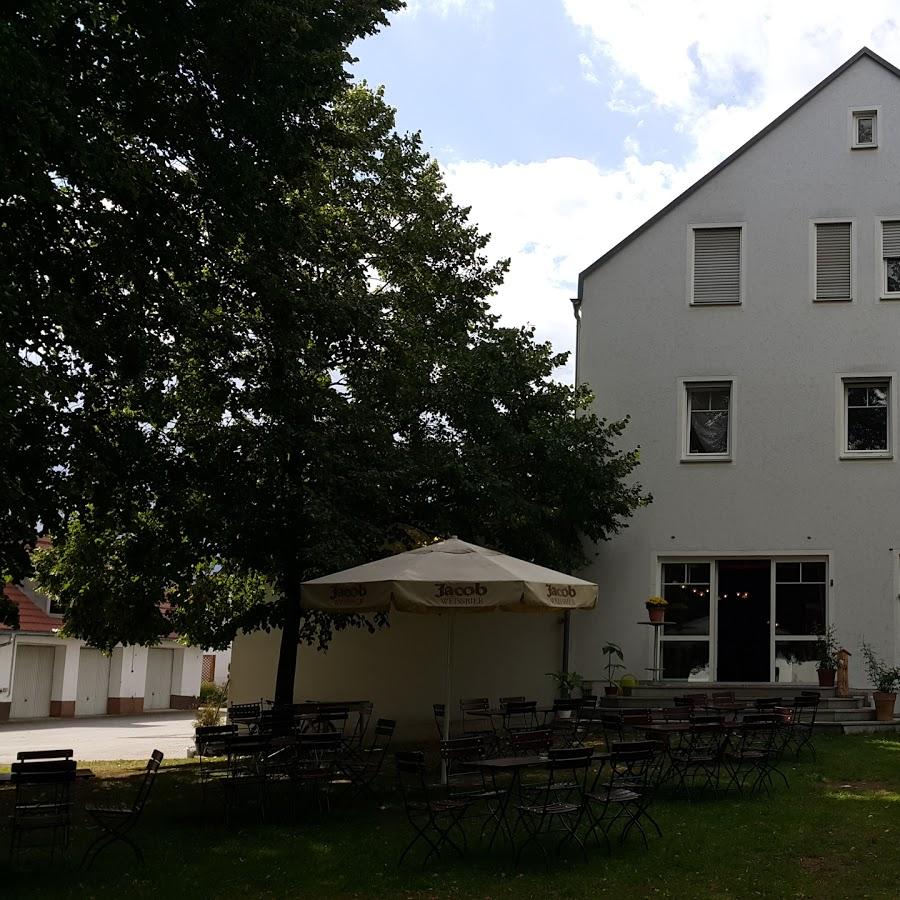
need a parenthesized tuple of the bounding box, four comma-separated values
(301, 538, 598, 774)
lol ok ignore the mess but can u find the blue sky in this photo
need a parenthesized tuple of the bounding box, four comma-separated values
(350, 1, 900, 379)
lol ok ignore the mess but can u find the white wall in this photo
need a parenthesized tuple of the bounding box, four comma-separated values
(109, 645, 149, 700)
(232, 612, 565, 740)
(576, 54, 900, 687)
(172, 646, 203, 697)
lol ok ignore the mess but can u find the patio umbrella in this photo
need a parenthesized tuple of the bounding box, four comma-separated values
(301, 538, 598, 775)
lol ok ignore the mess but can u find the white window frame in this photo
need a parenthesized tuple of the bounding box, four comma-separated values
(810, 218, 856, 302)
(686, 223, 745, 307)
(654, 552, 833, 683)
(850, 106, 879, 149)
(835, 373, 895, 460)
(877, 217, 900, 300)
(678, 377, 734, 463)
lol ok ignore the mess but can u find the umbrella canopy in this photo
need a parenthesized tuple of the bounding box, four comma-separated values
(300, 538, 598, 613)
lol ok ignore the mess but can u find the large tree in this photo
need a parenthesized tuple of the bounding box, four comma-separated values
(8, 3, 649, 703)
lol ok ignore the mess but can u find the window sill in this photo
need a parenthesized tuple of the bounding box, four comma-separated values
(851, 143, 878, 150)
(689, 300, 742, 307)
(813, 297, 853, 303)
(680, 454, 732, 463)
(879, 293, 900, 301)
(839, 451, 893, 460)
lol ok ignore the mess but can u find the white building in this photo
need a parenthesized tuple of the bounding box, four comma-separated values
(0, 582, 202, 722)
(230, 48, 900, 732)
(570, 47, 900, 696)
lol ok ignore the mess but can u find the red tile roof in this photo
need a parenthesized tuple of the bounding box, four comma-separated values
(1, 584, 60, 634)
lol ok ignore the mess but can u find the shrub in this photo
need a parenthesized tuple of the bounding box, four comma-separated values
(194, 706, 221, 727)
(199, 680, 227, 707)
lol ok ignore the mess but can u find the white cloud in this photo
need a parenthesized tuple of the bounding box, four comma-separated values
(578, 52, 599, 85)
(443, 154, 701, 380)
(439, 6, 900, 383)
(563, 1, 900, 169)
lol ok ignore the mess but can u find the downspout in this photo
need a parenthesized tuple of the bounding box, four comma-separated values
(563, 293, 585, 674)
(0, 632, 17, 703)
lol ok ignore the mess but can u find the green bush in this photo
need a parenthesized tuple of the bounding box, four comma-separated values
(199, 680, 227, 707)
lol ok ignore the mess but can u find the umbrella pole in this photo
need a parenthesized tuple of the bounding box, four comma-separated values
(441, 612, 454, 785)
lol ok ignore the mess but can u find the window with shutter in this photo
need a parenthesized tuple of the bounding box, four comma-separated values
(882, 220, 900, 296)
(814, 222, 852, 301)
(691, 226, 742, 305)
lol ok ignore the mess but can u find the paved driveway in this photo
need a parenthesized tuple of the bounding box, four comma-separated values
(0, 711, 196, 763)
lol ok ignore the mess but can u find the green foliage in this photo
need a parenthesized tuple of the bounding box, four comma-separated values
(546, 670, 584, 699)
(601, 641, 626, 686)
(860, 641, 900, 693)
(194, 706, 222, 728)
(8, 2, 649, 682)
(815, 625, 840, 671)
(199, 681, 228, 707)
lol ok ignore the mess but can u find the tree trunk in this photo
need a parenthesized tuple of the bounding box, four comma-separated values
(274, 585, 301, 707)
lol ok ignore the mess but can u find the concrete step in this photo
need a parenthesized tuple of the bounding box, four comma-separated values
(814, 707, 874, 722)
(815, 718, 900, 735)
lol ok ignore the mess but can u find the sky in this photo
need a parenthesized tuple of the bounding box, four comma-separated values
(351, 1, 900, 381)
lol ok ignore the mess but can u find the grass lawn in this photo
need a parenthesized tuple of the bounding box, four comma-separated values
(3, 734, 900, 899)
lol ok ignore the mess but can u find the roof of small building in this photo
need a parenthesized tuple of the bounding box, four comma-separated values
(576, 47, 900, 300)
(1, 584, 60, 634)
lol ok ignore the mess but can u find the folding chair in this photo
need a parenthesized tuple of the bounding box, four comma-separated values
(439, 736, 506, 840)
(512, 747, 593, 868)
(292, 732, 344, 814)
(507, 728, 552, 757)
(195, 724, 237, 792)
(81, 750, 163, 869)
(667, 723, 727, 800)
(784, 695, 820, 759)
(585, 740, 662, 851)
(15, 749, 74, 762)
(339, 718, 396, 802)
(9, 757, 76, 864)
(503, 700, 539, 733)
(395, 751, 470, 868)
(722, 718, 786, 795)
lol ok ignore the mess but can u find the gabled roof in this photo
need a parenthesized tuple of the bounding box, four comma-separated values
(576, 47, 900, 299)
(1, 584, 60, 634)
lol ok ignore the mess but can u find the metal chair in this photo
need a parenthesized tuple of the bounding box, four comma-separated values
(585, 740, 662, 850)
(722, 718, 786, 795)
(439, 736, 506, 840)
(503, 700, 539, 733)
(395, 751, 470, 868)
(507, 728, 552, 757)
(9, 757, 76, 864)
(512, 747, 593, 868)
(667, 723, 727, 800)
(81, 750, 163, 869)
(340, 718, 396, 802)
(784, 695, 820, 759)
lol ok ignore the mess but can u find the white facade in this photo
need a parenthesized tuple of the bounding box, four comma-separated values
(1, 581, 204, 720)
(571, 49, 900, 693)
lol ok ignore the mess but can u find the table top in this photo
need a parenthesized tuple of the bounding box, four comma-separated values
(474, 751, 611, 770)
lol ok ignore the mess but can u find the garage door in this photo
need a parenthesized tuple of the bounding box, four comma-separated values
(144, 648, 173, 710)
(76, 648, 111, 716)
(10, 645, 55, 718)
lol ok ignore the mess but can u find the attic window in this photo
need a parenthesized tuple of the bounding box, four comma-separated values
(851, 109, 877, 149)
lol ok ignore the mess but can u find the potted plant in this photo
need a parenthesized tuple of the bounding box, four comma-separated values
(645, 595, 667, 624)
(601, 641, 625, 695)
(546, 669, 584, 701)
(861, 641, 900, 722)
(814, 625, 840, 687)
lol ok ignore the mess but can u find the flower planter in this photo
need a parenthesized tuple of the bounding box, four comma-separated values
(604, 685, 619, 696)
(817, 668, 836, 688)
(873, 691, 897, 722)
(646, 605, 665, 624)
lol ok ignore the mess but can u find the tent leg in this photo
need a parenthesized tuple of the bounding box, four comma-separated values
(441, 612, 454, 785)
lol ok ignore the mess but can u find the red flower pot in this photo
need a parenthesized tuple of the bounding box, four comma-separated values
(647, 605, 665, 624)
